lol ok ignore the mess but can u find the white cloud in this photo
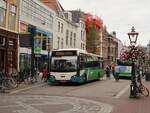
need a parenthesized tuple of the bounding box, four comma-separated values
(59, 0, 150, 46)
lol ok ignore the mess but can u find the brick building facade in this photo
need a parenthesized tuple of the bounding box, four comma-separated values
(0, 0, 20, 74)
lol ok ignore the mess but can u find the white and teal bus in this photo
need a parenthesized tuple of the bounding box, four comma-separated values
(48, 49, 105, 84)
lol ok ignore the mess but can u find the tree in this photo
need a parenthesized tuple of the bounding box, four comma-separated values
(86, 21, 99, 54)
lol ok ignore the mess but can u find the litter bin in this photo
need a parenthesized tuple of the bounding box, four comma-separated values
(145, 71, 150, 81)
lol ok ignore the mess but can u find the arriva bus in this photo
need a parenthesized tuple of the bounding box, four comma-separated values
(116, 59, 132, 79)
(48, 49, 105, 84)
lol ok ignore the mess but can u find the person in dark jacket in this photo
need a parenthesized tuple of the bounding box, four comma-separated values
(105, 65, 111, 79)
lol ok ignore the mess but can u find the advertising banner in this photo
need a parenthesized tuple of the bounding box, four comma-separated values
(116, 65, 132, 73)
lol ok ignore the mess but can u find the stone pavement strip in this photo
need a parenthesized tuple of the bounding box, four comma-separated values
(10, 82, 47, 94)
(0, 95, 113, 113)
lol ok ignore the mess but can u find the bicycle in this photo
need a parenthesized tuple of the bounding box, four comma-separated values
(135, 74, 149, 97)
(0, 72, 18, 92)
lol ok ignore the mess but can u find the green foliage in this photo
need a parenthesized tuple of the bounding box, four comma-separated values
(86, 21, 98, 54)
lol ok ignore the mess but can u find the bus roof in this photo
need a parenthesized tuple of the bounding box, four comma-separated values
(52, 48, 101, 57)
(52, 48, 87, 53)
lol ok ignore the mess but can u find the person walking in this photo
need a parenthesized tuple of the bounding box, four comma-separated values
(112, 63, 119, 82)
(105, 65, 111, 79)
(41, 65, 48, 82)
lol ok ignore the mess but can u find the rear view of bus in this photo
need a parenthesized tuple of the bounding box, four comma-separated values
(49, 50, 78, 84)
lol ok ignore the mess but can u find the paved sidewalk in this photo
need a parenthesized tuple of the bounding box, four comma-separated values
(10, 81, 47, 94)
(112, 80, 150, 113)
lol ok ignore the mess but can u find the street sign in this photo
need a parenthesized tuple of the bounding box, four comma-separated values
(34, 48, 41, 54)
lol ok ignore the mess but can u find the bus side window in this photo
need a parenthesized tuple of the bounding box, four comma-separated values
(79, 54, 85, 69)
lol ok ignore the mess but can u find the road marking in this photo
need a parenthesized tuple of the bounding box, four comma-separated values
(114, 84, 130, 99)
(14, 101, 44, 113)
(0, 95, 113, 113)
(10, 83, 47, 94)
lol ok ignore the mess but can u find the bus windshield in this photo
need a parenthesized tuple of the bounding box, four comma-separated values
(51, 57, 77, 72)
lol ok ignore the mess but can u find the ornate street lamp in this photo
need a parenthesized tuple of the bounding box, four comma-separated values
(128, 26, 139, 98)
(128, 26, 139, 46)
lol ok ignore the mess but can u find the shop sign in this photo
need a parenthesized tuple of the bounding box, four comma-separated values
(20, 22, 28, 33)
(34, 48, 41, 54)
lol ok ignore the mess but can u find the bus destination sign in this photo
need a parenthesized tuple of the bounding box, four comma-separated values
(52, 51, 77, 56)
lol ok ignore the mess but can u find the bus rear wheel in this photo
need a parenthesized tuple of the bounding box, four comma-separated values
(83, 74, 87, 82)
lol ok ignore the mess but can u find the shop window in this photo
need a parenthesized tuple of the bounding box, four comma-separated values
(42, 39, 46, 50)
(8, 51, 13, 67)
(42, 34, 47, 50)
(8, 39, 15, 49)
(0, 37, 5, 46)
(20, 54, 31, 72)
(8, 4, 17, 30)
(0, 0, 6, 27)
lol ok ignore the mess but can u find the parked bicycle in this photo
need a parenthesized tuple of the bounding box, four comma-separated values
(0, 72, 18, 92)
(18, 67, 39, 84)
(135, 72, 149, 97)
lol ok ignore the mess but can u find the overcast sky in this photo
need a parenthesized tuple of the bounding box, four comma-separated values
(59, 0, 150, 46)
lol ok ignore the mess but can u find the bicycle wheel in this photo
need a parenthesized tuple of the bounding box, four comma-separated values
(140, 85, 149, 97)
(8, 78, 18, 88)
(2, 79, 10, 90)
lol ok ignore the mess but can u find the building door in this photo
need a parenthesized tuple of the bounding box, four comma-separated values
(0, 50, 5, 71)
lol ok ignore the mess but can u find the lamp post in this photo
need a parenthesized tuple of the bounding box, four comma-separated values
(128, 26, 139, 98)
(148, 41, 150, 64)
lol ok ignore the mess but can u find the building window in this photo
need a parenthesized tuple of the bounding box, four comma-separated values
(74, 33, 76, 47)
(61, 38, 63, 48)
(0, 0, 6, 27)
(58, 21, 60, 32)
(42, 34, 47, 50)
(82, 44, 85, 50)
(108, 47, 110, 53)
(57, 37, 60, 49)
(61, 23, 63, 33)
(70, 32, 72, 46)
(8, 4, 17, 30)
(81, 30, 83, 40)
(66, 30, 69, 45)
(22, 0, 54, 29)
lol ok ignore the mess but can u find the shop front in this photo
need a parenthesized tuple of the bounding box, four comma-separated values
(0, 28, 18, 74)
(19, 25, 53, 72)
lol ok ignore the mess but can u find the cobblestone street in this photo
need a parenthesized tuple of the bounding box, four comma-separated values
(0, 95, 112, 113)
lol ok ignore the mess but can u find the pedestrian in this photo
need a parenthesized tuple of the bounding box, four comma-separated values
(41, 65, 48, 82)
(112, 63, 119, 82)
(105, 65, 111, 79)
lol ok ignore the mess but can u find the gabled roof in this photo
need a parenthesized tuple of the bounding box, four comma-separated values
(41, 0, 64, 13)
